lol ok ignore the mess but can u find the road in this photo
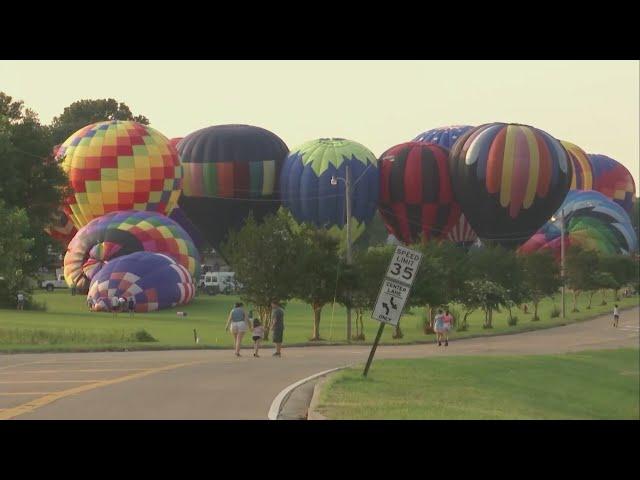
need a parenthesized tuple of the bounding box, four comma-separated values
(0, 307, 637, 420)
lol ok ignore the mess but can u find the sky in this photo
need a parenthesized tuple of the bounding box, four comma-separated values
(1, 60, 638, 189)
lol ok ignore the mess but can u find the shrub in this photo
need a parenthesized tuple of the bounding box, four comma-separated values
(132, 329, 157, 342)
(507, 315, 518, 326)
(550, 306, 561, 318)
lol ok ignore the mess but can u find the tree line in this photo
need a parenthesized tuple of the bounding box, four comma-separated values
(223, 209, 639, 341)
(0, 92, 149, 307)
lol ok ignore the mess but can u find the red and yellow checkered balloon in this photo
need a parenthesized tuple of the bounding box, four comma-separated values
(57, 121, 183, 229)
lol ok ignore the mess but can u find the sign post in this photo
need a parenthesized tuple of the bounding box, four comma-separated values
(363, 246, 422, 377)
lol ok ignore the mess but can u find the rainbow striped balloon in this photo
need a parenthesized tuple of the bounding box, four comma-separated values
(561, 140, 593, 190)
(449, 123, 572, 248)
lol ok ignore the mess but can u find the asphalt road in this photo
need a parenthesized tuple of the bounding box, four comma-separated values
(0, 307, 637, 420)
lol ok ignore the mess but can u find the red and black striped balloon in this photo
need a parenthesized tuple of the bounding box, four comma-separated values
(378, 142, 461, 244)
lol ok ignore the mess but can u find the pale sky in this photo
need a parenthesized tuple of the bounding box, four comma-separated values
(1, 60, 638, 189)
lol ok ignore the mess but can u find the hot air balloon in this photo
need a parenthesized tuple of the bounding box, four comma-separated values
(449, 123, 572, 248)
(561, 140, 593, 191)
(280, 138, 379, 247)
(44, 209, 78, 247)
(177, 124, 289, 251)
(168, 207, 206, 251)
(64, 210, 201, 292)
(87, 251, 195, 312)
(413, 125, 474, 149)
(518, 190, 638, 258)
(378, 141, 470, 245)
(587, 154, 636, 215)
(169, 137, 183, 149)
(56, 120, 182, 229)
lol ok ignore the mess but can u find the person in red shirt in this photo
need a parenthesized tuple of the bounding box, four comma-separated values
(442, 309, 454, 347)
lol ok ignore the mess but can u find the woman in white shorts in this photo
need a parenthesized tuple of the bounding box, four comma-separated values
(226, 302, 250, 356)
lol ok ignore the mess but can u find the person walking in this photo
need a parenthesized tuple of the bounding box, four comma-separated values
(251, 315, 264, 358)
(225, 302, 250, 356)
(128, 297, 136, 318)
(87, 296, 95, 311)
(271, 301, 285, 357)
(434, 309, 445, 346)
(613, 304, 620, 327)
(443, 309, 454, 347)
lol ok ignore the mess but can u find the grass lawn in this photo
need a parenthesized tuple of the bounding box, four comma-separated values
(0, 289, 637, 352)
(316, 348, 640, 419)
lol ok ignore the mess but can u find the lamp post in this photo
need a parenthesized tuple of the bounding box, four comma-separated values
(552, 209, 566, 319)
(331, 164, 353, 344)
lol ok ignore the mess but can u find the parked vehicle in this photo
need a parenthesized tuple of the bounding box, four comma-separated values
(41, 274, 68, 292)
(202, 272, 237, 295)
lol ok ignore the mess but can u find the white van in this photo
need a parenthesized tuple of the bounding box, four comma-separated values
(203, 272, 236, 295)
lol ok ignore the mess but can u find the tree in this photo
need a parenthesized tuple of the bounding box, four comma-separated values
(590, 271, 617, 308)
(460, 279, 507, 329)
(0, 93, 70, 281)
(293, 225, 342, 341)
(520, 251, 561, 320)
(565, 246, 599, 312)
(341, 245, 396, 340)
(353, 212, 390, 251)
(466, 245, 524, 326)
(408, 241, 470, 334)
(50, 98, 150, 144)
(598, 254, 637, 301)
(0, 201, 34, 306)
(221, 211, 304, 337)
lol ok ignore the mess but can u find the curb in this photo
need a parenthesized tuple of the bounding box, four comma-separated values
(267, 367, 345, 420)
(307, 372, 340, 420)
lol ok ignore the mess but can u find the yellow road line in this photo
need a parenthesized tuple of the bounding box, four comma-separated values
(0, 368, 147, 374)
(0, 360, 203, 420)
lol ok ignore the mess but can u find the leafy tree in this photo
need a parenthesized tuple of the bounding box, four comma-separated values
(520, 251, 561, 320)
(293, 225, 342, 341)
(460, 279, 507, 329)
(565, 246, 599, 312)
(0, 92, 70, 281)
(0, 201, 34, 306)
(353, 212, 390, 251)
(221, 211, 304, 337)
(467, 245, 524, 326)
(598, 254, 637, 301)
(589, 271, 617, 308)
(340, 245, 395, 340)
(50, 98, 150, 144)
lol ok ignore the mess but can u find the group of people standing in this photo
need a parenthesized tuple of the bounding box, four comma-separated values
(87, 296, 136, 317)
(433, 309, 454, 347)
(225, 301, 285, 357)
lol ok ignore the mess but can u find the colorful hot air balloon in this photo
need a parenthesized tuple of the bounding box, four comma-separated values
(449, 123, 572, 248)
(518, 190, 638, 258)
(87, 251, 195, 313)
(56, 120, 182, 229)
(413, 125, 474, 149)
(587, 154, 636, 215)
(378, 141, 469, 245)
(64, 210, 201, 292)
(280, 138, 379, 247)
(561, 140, 593, 191)
(177, 124, 289, 251)
(169, 137, 183, 149)
(446, 213, 478, 246)
(44, 209, 78, 247)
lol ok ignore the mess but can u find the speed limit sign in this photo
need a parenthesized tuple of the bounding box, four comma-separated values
(384, 246, 422, 287)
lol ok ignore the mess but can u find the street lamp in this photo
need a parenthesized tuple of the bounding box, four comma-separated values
(331, 166, 353, 343)
(551, 209, 566, 319)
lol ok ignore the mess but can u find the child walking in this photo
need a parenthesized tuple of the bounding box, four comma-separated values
(252, 316, 264, 357)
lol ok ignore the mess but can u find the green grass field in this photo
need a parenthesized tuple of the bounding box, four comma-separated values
(316, 349, 640, 419)
(0, 289, 637, 352)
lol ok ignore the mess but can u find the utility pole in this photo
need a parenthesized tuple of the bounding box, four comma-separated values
(345, 162, 353, 344)
(560, 208, 566, 319)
